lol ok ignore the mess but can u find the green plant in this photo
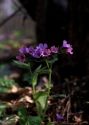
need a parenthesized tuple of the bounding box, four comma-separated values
(0, 77, 16, 93)
(15, 41, 73, 124)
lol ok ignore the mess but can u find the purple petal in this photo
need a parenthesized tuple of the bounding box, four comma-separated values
(36, 43, 48, 49)
(56, 113, 64, 121)
(36, 43, 43, 49)
(19, 47, 27, 54)
(27, 46, 34, 55)
(67, 47, 73, 55)
(32, 43, 49, 58)
(62, 40, 73, 54)
(62, 40, 71, 48)
(32, 48, 41, 58)
(44, 43, 48, 48)
(41, 49, 51, 57)
(51, 46, 58, 53)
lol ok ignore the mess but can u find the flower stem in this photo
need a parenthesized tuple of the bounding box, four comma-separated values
(42, 60, 52, 119)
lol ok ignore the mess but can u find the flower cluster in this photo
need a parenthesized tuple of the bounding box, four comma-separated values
(16, 41, 73, 62)
(16, 43, 58, 62)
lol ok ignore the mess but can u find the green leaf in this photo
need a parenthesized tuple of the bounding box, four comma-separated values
(44, 83, 53, 89)
(0, 104, 7, 117)
(0, 87, 10, 93)
(48, 56, 58, 64)
(35, 91, 48, 110)
(0, 77, 16, 93)
(38, 69, 49, 74)
(34, 65, 49, 74)
(18, 107, 28, 125)
(47, 122, 55, 125)
(34, 65, 42, 72)
(18, 107, 42, 125)
(28, 116, 41, 125)
(30, 65, 48, 87)
(23, 73, 32, 84)
(31, 73, 38, 87)
(14, 61, 30, 69)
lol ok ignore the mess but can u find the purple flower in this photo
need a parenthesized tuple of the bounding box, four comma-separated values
(51, 46, 58, 53)
(17, 43, 59, 59)
(32, 43, 49, 58)
(62, 40, 73, 55)
(16, 54, 25, 62)
(56, 113, 64, 121)
(62, 40, 71, 48)
(32, 48, 42, 58)
(36, 43, 48, 50)
(26, 46, 35, 55)
(19, 47, 27, 54)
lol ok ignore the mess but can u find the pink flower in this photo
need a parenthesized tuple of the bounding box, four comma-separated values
(16, 54, 25, 62)
(62, 40, 73, 55)
(67, 47, 73, 55)
(41, 49, 51, 57)
(50, 46, 58, 53)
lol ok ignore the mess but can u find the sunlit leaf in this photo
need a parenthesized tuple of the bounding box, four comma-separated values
(0, 77, 16, 93)
(35, 91, 48, 110)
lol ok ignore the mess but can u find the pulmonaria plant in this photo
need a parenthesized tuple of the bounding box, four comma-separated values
(16, 40, 73, 62)
(15, 41, 73, 125)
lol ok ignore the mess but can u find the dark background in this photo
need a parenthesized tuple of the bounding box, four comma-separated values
(18, 0, 89, 77)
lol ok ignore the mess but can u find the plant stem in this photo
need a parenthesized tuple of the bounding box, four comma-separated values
(29, 63, 32, 74)
(42, 60, 52, 119)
